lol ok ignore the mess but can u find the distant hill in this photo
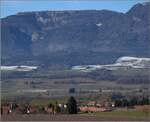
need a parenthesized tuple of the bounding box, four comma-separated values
(1, 2, 150, 67)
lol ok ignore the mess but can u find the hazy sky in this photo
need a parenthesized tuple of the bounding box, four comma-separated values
(1, 0, 148, 18)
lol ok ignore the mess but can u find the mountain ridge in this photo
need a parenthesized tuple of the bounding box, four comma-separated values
(1, 2, 150, 67)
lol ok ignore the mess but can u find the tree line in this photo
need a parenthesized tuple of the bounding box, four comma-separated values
(114, 97, 149, 107)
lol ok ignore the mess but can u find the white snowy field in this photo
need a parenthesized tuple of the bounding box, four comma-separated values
(72, 56, 150, 72)
(0, 65, 38, 71)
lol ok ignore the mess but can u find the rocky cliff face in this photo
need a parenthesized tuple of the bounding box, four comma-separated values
(1, 2, 150, 66)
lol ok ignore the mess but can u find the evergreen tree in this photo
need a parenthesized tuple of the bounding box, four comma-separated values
(140, 98, 150, 105)
(122, 99, 129, 107)
(67, 96, 77, 114)
(129, 98, 138, 106)
(48, 103, 53, 108)
(115, 99, 122, 107)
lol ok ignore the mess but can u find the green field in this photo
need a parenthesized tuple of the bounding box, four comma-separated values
(30, 98, 68, 107)
(82, 109, 150, 119)
(1, 68, 150, 102)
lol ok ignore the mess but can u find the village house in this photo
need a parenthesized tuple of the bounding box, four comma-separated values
(87, 101, 96, 106)
(11, 107, 22, 114)
(79, 100, 114, 113)
(44, 106, 54, 114)
(79, 106, 111, 113)
(134, 105, 150, 110)
(79, 101, 96, 107)
(1, 104, 12, 115)
(16, 105, 39, 114)
(27, 106, 38, 114)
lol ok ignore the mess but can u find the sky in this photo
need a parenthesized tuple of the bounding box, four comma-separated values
(1, 0, 149, 18)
